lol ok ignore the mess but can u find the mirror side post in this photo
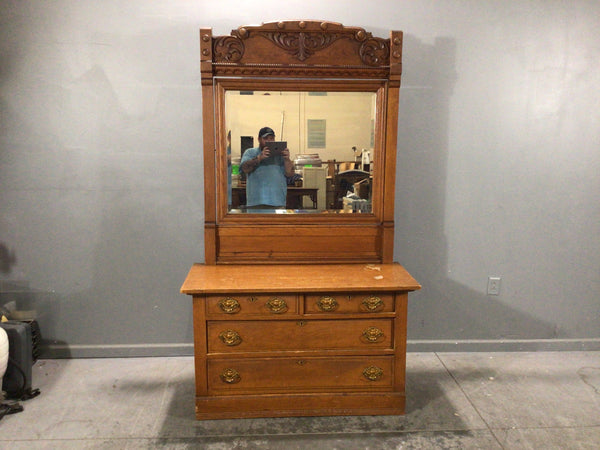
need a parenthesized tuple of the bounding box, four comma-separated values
(382, 31, 403, 263)
(200, 28, 217, 264)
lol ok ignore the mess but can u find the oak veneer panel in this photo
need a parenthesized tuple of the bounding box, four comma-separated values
(215, 225, 382, 263)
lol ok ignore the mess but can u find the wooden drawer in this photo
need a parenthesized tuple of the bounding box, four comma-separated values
(207, 318, 393, 353)
(206, 293, 298, 317)
(304, 293, 394, 314)
(208, 356, 394, 394)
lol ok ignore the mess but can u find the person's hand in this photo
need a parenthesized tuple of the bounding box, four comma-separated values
(259, 147, 271, 161)
(282, 148, 291, 160)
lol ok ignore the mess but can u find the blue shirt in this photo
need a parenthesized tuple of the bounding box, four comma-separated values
(241, 147, 287, 207)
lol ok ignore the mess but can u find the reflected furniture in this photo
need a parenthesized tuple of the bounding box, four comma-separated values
(182, 21, 420, 420)
(301, 166, 327, 210)
(231, 186, 318, 209)
(333, 170, 371, 209)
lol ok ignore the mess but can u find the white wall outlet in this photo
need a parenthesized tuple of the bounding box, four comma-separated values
(487, 277, 501, 295)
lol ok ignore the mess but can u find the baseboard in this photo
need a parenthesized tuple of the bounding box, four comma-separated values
(41, 338, 600, 358)
(407, 338, 600, 352)
(42, 343, 195, 358)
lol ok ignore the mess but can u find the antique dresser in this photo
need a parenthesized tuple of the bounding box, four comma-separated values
(181, 21, 420, 419)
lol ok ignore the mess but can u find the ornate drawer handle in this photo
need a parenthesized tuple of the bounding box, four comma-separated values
(363, 366, 384, 381)
(218, 330, 242, 346)
(361, 295, 384, 312)
(220, 368, 241, 384)
(316, 295, 339, 312)
(362, 326, 385, 343)
(266, 297, 288, 314)
(218, 297, 241, 314)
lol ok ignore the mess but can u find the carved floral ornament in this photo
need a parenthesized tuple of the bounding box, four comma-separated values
(210, 21, 392, 67)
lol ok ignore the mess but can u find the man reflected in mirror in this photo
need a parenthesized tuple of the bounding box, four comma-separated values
(240, 126, 294, 208)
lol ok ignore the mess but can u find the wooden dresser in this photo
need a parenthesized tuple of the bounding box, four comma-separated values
(187, 21, 418, 419)
(181, 263, 420, 419)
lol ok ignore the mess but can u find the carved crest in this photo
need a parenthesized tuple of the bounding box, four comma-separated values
(210, 21, 392, 68)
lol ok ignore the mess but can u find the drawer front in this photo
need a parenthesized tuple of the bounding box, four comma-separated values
(207, 319, 393, 353)
(208, 356, 394, 394)
(304, 293, 394, 314)
(206, 294, 298, 317)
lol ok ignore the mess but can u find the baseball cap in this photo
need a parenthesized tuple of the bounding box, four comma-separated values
(258, 127, 275, 138)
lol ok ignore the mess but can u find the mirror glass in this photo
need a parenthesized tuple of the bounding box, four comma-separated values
(225, 90, 377, 214)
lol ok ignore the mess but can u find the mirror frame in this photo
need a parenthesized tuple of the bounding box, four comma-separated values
(200, 21, 403, 264)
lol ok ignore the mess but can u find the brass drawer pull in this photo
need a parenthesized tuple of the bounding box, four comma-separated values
(218, 330, 242, 346)
(361, 295, 384, 312)
(218, 297, 241, 314)
(363, 366, 383, 381)
(266, 297, 288, 314)
(316, 295, 339, 312)
(220, 368, 241, 384)
(362, 326, 384, 343)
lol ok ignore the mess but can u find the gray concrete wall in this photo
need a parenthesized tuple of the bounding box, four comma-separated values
(1, 1, 598, 356)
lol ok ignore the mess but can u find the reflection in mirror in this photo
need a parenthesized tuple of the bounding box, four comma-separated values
(225, 90, 377, 213)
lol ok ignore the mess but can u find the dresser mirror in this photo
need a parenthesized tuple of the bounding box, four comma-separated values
(200, 21, 402, 263)
(224, 88, 378, 213)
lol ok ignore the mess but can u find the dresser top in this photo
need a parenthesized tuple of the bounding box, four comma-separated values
(181, 263, 421, 294)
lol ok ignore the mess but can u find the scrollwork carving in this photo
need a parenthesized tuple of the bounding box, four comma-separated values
(260, 31, 342, 61)
(213, 36, 244, 62)
(216, 21, 392, 67)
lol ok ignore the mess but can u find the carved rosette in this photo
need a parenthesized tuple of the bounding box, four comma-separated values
(359, 38, 390, 66)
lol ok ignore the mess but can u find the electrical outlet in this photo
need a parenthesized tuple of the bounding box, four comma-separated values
(487, 277, 501, 295)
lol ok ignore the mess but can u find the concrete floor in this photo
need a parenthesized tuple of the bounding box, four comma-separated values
(1, 352, 599, 449)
